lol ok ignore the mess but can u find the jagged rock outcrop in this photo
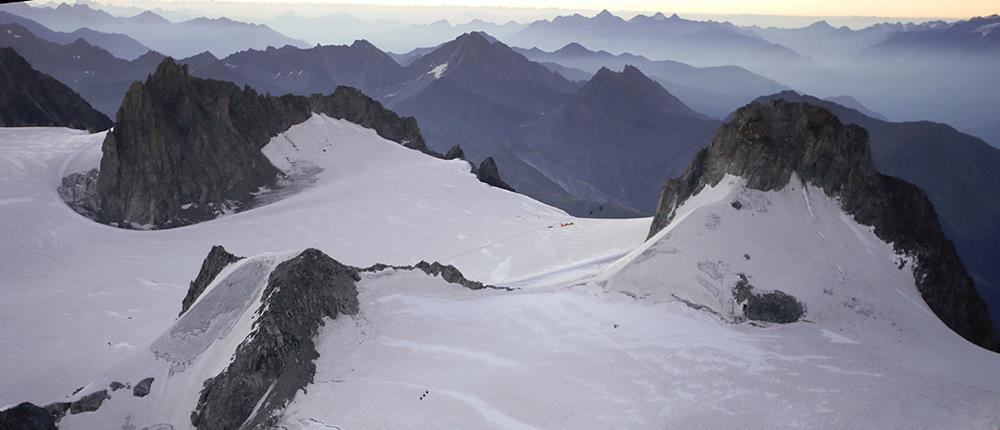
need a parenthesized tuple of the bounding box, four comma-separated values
(0, 403, 58, 430)
(180, 246, 243, 316)
(132, 377, 154, 398)
(475, 157, 515, 192)
(96, 57, 434, 229)
(733, 274, 805, 324)
(190, 249, 360, 430)
(648, 100, 999, 351)
(361, 260, 499, 291)
(443, 144, 465, 160)
(0, 47, 111, 131)
(69, 389, 109, 414)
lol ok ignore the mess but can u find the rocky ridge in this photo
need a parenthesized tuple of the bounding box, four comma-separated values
(648, 100, 999, 351)
(190, 248, 361, 429)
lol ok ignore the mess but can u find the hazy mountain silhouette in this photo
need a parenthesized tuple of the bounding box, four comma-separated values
(515, 42, 788, 118)
(515, 66, 719, 211)
(0, 2, 307, 58)
(0, 47, 111, 131)
(0, 11, 150, 60)
(867, 15, 1000, 56)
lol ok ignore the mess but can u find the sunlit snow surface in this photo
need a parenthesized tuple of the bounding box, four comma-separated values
(2, 115, 999, 429)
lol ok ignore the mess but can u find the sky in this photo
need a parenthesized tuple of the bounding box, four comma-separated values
(442, 0, 999, 18)
(71, 0, 1000, 19)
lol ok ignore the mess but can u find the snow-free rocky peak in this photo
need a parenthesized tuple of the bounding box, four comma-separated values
(512, 64, 719, 212)
(649, 99, 999, 350)
(585, 65, 704, 119)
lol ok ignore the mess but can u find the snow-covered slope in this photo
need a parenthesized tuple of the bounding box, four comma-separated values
(2, 113, 1000, 428)
(0, 116, 647, 407)
(275, 175, 1000, 429)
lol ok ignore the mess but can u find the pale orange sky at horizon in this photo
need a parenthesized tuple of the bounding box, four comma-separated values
(90, 0, 1000, 19)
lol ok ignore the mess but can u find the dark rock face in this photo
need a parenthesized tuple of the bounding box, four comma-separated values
(69, 389, 109, 414)
(97, 58, 292, 228)
(0, 403, 58, 430)
(475, 157, 515, 192)
(41, 402, 69, 421)
(443, 144, 466, 160)
(648, 100, 999, 351)
(0, 47, 111, 131)
(58, 168, 101, 218)
(180, 246, 243, 316)
(96, 57, 434, 229)
(133, 377, 155, 398)
(733, 274, 804, 324)
(413, 261, 489, 290)
(191, 249, 360, 430)
(361, 261, 496, 291)
(754, 91, 1000, 326)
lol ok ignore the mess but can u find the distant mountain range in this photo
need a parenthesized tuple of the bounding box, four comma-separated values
(508, 10, 802, 67)
(0, 2, 307, 58)
(266, 12, 526, 51)
(504, 9, 833, 93)
(0, 10, 149, 60)
(0, 22, 166, 115)
(866, 14, 1000, 56)
(0, 47, 110, 131)
(748, 20, 946, 61)
(514, 42, 788, 118)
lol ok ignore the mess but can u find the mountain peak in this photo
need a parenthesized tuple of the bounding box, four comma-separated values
(451, 31, 492, 47)
(150, 57, 189, 82)
(648, 99, 999, 350)
(594, 9, 616, 20)
(131, 10, 169, 24)
(350, 39, 379, 51)
(67, 37, 95, 49)
(555, 42, 591, 55)
(583, 65, 701, 118)
(806, 20, 834, 30)
(621, 64, 645, 79)
(591, 65, 658, 91)
(187, 51, 219, 61)
(652, 12, 668, 20)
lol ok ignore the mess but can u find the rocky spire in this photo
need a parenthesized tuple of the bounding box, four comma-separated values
(648, 99, 999, 351)
(475, 157, 515, 192)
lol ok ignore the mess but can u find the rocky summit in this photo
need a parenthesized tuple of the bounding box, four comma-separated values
(95, 57, 432, 229)
(0, 47, 111, 131)
(648, 99, 999, 351)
